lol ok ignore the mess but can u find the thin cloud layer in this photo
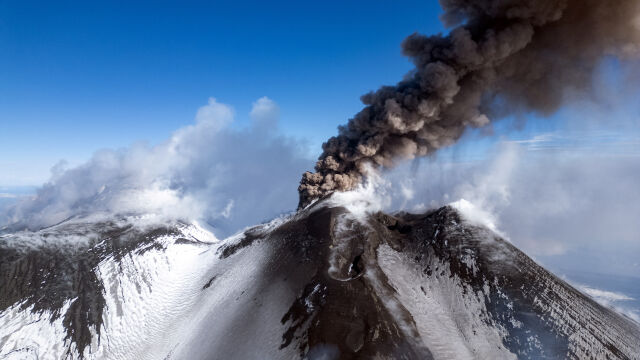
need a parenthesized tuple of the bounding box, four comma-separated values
(380, 141, 640, 275)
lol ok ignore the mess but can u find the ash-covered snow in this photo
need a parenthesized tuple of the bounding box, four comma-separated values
(378, 243, 515, 359)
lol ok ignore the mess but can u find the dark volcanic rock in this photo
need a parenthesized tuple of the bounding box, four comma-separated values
(251, 204, 640, 359)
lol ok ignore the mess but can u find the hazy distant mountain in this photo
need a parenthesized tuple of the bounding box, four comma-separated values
(1, 199, 638, 359)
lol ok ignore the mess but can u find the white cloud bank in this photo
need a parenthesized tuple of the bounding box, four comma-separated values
(573, 283, 639, 323)
(579, 285, 634, 303)
(374, 139, 640, 275)
(1, 97, 312, 237)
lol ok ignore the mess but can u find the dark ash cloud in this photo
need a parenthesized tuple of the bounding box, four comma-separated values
(299, 0, 640, 208)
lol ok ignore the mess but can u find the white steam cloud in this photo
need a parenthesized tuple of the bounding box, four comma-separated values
(374, 138, 640, 275)
(325, 131, 639, 278)
(1, 97, 311, 237)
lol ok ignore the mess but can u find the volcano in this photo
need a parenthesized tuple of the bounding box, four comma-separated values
(1, 198, 639, 359)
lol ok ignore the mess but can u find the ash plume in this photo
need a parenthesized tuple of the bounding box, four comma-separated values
(298, 0, 640, 208)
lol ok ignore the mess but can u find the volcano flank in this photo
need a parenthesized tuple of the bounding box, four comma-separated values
(0, 198, 639, 359)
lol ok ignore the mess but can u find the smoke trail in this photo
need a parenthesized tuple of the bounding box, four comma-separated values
(298, 0, 640, 208)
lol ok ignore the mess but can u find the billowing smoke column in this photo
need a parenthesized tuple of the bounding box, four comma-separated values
(298, 0, 640, 208)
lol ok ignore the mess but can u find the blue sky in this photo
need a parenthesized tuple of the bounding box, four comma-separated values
(1, 0, 639, 286)
(0, 0, 450, 185)
(0, 0, 638, 187)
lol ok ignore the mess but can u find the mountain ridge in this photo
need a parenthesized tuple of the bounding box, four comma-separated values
(0, 199, 638, 359)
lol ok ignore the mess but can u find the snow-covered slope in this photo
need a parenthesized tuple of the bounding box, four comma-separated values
(0, 201, 638, 359)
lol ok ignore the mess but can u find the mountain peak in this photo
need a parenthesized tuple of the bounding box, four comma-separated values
(1, 200, 638, 359)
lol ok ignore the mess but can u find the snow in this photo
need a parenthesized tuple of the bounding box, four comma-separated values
(168, 232, 300, 360)
(376, 244, 517, 360)
(178, 220, 219, 243)
(0, 300, 76, 360)
(0, 226, 216, 359)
